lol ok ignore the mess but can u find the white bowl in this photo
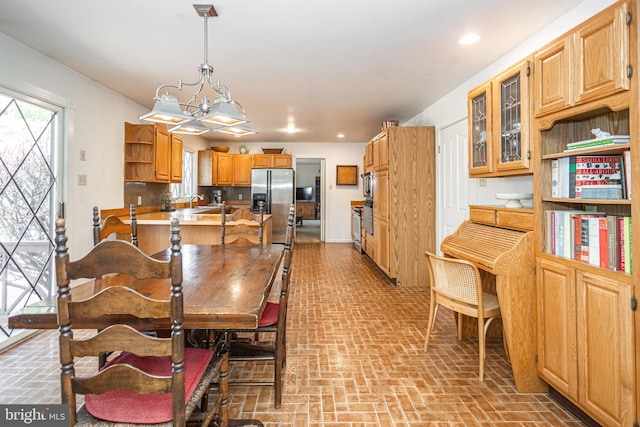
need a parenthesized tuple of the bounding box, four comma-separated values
(495, 193, 533, 208)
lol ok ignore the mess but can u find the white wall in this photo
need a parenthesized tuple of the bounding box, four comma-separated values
(0, 33, 210, 256)
(215, 142, 365, 242)
(406, 0, 618, 207)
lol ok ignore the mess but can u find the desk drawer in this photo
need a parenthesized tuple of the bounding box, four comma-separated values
(469, 207, 496, 225)
(469, 205, 533, 232)
(496, 210, 533, 231)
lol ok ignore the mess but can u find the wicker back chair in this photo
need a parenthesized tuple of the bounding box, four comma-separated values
(423, 251, 503, 381)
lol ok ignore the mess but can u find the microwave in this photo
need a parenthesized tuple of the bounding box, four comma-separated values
(363, 172, 373, 199)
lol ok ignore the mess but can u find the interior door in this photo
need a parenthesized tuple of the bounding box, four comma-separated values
(437, 119, 471, 253)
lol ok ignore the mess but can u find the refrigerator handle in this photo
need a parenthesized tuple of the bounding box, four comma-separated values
(266, 170, 272, 214)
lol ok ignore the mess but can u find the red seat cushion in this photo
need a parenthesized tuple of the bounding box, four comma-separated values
(84, 347, 213, 424)
(258, 301, 279, 327)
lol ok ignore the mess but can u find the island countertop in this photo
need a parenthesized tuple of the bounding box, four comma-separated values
(131, 210, 272, 225)
(113, 206, 272, 254)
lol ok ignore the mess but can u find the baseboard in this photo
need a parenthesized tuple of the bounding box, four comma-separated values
(548, 387, 601, 427)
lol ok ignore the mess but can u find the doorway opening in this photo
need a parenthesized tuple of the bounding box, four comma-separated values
(295, 158, 324, 243)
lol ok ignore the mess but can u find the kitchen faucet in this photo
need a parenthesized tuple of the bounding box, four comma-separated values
(189, 194, 204, 208)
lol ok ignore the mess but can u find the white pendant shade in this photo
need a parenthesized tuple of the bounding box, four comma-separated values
(169, 119, 212, 135)
(139, 94, 191, 125)
(214, 122, 258, 137)
(199, 101, 249, 127)
(139, 4, 255, 136)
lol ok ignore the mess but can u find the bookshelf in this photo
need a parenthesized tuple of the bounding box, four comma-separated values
(531, 1, 638, 425)
(535, 97, 636, 427)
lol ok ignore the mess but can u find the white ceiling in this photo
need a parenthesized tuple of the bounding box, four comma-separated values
(0, 0, 584, 143)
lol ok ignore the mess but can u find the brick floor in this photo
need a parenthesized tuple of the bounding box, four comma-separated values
(0, 242, 586, 426)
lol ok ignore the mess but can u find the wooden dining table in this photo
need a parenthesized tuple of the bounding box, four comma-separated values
(8, 243, 285, 427)
(9, 243, 284, 330)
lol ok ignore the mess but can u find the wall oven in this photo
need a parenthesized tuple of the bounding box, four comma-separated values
(363, 172, 373, 200)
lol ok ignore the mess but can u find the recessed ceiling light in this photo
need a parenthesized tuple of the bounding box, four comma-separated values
(457, 33, 481, 45)
(280, 123, 300, 133)
(337, 133, 345, 138)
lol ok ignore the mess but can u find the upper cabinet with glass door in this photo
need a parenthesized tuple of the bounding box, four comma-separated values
(468, 81, 493, 175)
(468, 59, 533, 177)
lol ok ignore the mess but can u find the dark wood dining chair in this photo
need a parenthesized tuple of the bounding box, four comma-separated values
(55, 217, 224, 426)
(92, 203, 138, 247)
(220, 201, 264, 245)
(227, 204, 295, 408)
(92, 203, 141, 368)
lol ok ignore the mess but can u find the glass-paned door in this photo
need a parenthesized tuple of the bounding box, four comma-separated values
(499, 73, 522, 163)
(0, 91, 62, 343)
(495, 60, 531, 173)
(468, 81, 493, 175)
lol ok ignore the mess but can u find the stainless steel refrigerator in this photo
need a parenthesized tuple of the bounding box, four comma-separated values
(250, 168, 295, 243)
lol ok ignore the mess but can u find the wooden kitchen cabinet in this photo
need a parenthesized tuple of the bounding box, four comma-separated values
(533, 1, 631, 118)
(468, 81, 493, 175)
(536, 259, 578, 399)
(198, 150, 213, 186)
(373, 217, 389, 274)
(468, 59, 532, 177)
(251, 154, 272, 168)
(197, 150, 233, 186)
(536, 258, 635, 427)
(251, 154, 292, 168)
(372, 169, 389, 274)
(371, 131, 389, 171)
(364, 141, 374, 172)
(533, 36, 573, 117)
(124, 122, 173, 183)
(532, 2, 637, 424)
(362, 126, 435, 286)
(213, 152, 233, 186)
(233, 154, 252, 186)
(273, 154, 292, 168)
(170, 134, 182, 183)
(574, 2, 630, 104)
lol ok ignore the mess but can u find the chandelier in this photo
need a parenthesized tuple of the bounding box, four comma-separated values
(140, 4, 257, 137)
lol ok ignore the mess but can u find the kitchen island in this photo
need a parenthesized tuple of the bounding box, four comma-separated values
(111, 206, 272, 254)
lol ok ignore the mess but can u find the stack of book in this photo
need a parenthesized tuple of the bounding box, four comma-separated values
(545, 210, 632, 273)
(564, 135, 629, 151)
(551, 154, 628, 199)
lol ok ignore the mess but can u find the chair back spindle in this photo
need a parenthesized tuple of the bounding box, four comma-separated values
(56, 218, 218, 426)
(92, 204, 138, 247)
(220, 201, 264, 245)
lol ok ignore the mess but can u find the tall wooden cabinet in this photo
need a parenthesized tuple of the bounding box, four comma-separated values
(124, 122, 182, 183)
(362, 126, 435, 286)
(532, 1, 637, 425)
